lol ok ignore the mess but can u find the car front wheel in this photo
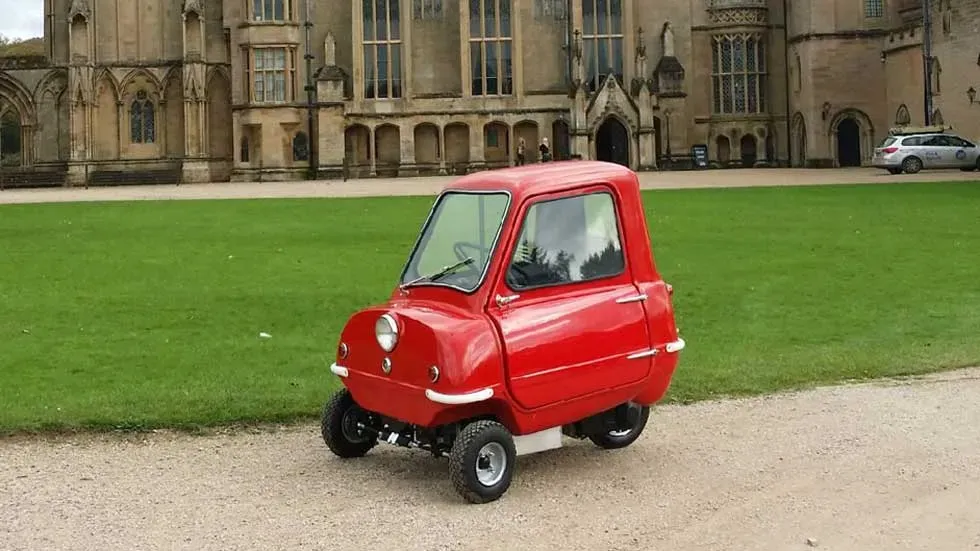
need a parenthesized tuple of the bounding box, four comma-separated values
(321, 388, 378, 458)
(449, 420, 517, 504)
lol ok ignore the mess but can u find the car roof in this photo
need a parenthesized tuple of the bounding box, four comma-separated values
(441, 160, 639, 199)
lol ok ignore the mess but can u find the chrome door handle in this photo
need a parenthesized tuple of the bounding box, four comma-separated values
(495, 294, 520, 307)
(615, 294, 647, 304)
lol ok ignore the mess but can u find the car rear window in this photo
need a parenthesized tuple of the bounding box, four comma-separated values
(881, 137, 898, 147)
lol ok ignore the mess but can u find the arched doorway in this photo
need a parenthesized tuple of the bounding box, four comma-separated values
(836, 118, 861, 167)
(716, 135, 731, 164)
(551, 119, 570, 161)
(595, 117, 629, 167)
(740, 135, 757, 167)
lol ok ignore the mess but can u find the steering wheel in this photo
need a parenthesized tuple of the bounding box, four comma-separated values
(452, 241, 489, 265)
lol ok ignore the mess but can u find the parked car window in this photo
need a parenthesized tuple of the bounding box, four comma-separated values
(506, 191, 625, 290)
(948, 136, 974, 148)
(881, 137, 898, 147)
(901, 136, 923, 146)
(923, 136, 951, 147)
(401, 191, 510, 292)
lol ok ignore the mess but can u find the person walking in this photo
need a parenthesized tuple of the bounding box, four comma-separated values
(539, 137, 552, 162)
(516, 138, 526, 166)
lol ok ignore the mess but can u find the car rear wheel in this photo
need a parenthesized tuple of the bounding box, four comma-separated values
(448, 420, 517, 504)
(902, 156, 922, 174)
(588, 402, 650, 450)
(321, 388, 378, 458)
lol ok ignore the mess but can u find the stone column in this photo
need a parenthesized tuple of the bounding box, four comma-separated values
(438, 124, 447, 175)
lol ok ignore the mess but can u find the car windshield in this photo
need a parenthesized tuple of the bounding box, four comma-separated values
(400, 191, 510, 292)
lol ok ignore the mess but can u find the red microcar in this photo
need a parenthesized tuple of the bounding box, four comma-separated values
(321, 160, 685, 504)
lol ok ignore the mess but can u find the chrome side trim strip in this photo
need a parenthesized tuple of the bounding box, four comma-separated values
(615, 294, 648, 304)
(425, 388, 494, 405)
(627, 349, 659, 360)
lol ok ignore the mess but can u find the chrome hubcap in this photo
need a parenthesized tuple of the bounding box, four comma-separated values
(475, 442, 507, 487)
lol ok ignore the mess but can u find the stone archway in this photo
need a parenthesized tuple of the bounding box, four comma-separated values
(374, 124, 401, 177)
(836, 119, 861, 167)
(740, 134, 757, 167)
(0, 107, 22, 167)
(716, 135, 731, 164)
(344, 124, 371, 177)
(595, 116, 630, 167)
(413, 123, 440, 174)
(830, 109, 874, 168)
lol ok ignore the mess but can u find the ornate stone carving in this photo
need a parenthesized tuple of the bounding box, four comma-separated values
(662, 22, 675, 58)
(183, 63, 206, 101)
(69, 65, 93, 105)
(708, 8, 767, 25)
(183, 0, 204, 17)
(67, 0, 90, 21)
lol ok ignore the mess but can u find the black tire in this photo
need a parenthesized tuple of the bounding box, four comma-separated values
(448, 420, 517, 504)
(321, 388, 377, 458)
(902, 156, 922, 174)
(587, 403, 651, 450)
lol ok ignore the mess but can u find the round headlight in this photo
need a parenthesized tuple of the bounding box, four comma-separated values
(375, 314, 399, 352)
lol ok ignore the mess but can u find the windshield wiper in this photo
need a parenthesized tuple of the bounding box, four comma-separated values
(401, 257, 475, 289)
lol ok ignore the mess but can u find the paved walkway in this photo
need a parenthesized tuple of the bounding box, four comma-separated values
(1, 167, 977, 205)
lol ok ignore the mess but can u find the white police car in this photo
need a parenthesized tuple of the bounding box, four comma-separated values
(872, 126, 980, 174)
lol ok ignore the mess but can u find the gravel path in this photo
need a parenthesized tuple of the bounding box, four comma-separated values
(3, 169, 979, 550)
(3, 368, 980, 550)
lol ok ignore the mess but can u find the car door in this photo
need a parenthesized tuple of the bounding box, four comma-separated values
(918, 136, 943, 168)
(486, 185, 652, 411)
(948, 136, 978, 167)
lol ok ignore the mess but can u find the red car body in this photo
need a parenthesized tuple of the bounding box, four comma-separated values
(323, 160, 684, 503)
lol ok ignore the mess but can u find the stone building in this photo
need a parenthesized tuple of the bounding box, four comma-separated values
(0, 0, 977, 186)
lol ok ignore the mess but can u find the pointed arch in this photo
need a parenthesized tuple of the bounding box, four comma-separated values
(206, 65, 232, 90)
(119, 68, 162, 101)
(0, 73, 37, 126)
(160, 66, 184, 96)
(932, 109, 944, 126)
(206, 67, 232, 160)
(33, 69, 69, 103)
(829, 108, 874, 167)
(895, 104, 911, 126)
(92, 69, 120, 159)
(92, 68, 121, 103)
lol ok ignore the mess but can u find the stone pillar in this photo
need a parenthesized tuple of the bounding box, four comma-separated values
(399, 123, 417, 176)
(438, 125, 447, 175)
(369, 126, 377, 176)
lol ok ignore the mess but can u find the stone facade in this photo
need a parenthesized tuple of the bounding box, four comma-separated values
(0, 0, 977, 186)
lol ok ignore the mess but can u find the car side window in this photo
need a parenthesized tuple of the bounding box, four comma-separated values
(949, 137, 974, 148)
(506, 191, 626, 290)
(924, 136, 950, 147)
(902, 136, 922, 146)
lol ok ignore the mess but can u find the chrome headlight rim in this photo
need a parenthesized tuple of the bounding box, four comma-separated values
(375, 313, 399, 352)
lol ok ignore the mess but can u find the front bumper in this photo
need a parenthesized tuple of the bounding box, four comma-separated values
(329, 362, 495, 424)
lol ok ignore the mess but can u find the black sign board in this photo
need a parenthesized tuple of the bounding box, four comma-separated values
(691, 144, 709, 168)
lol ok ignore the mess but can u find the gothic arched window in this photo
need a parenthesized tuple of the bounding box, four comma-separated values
(130, 90, 155, 144)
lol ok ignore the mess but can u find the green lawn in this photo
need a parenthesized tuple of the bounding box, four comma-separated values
(2, 181, 979, 434)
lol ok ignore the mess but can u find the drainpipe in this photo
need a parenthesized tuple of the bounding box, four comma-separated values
(921, 0, 933, 125)
(782, 0, 792, 167)
(303, 0, 318, 179)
